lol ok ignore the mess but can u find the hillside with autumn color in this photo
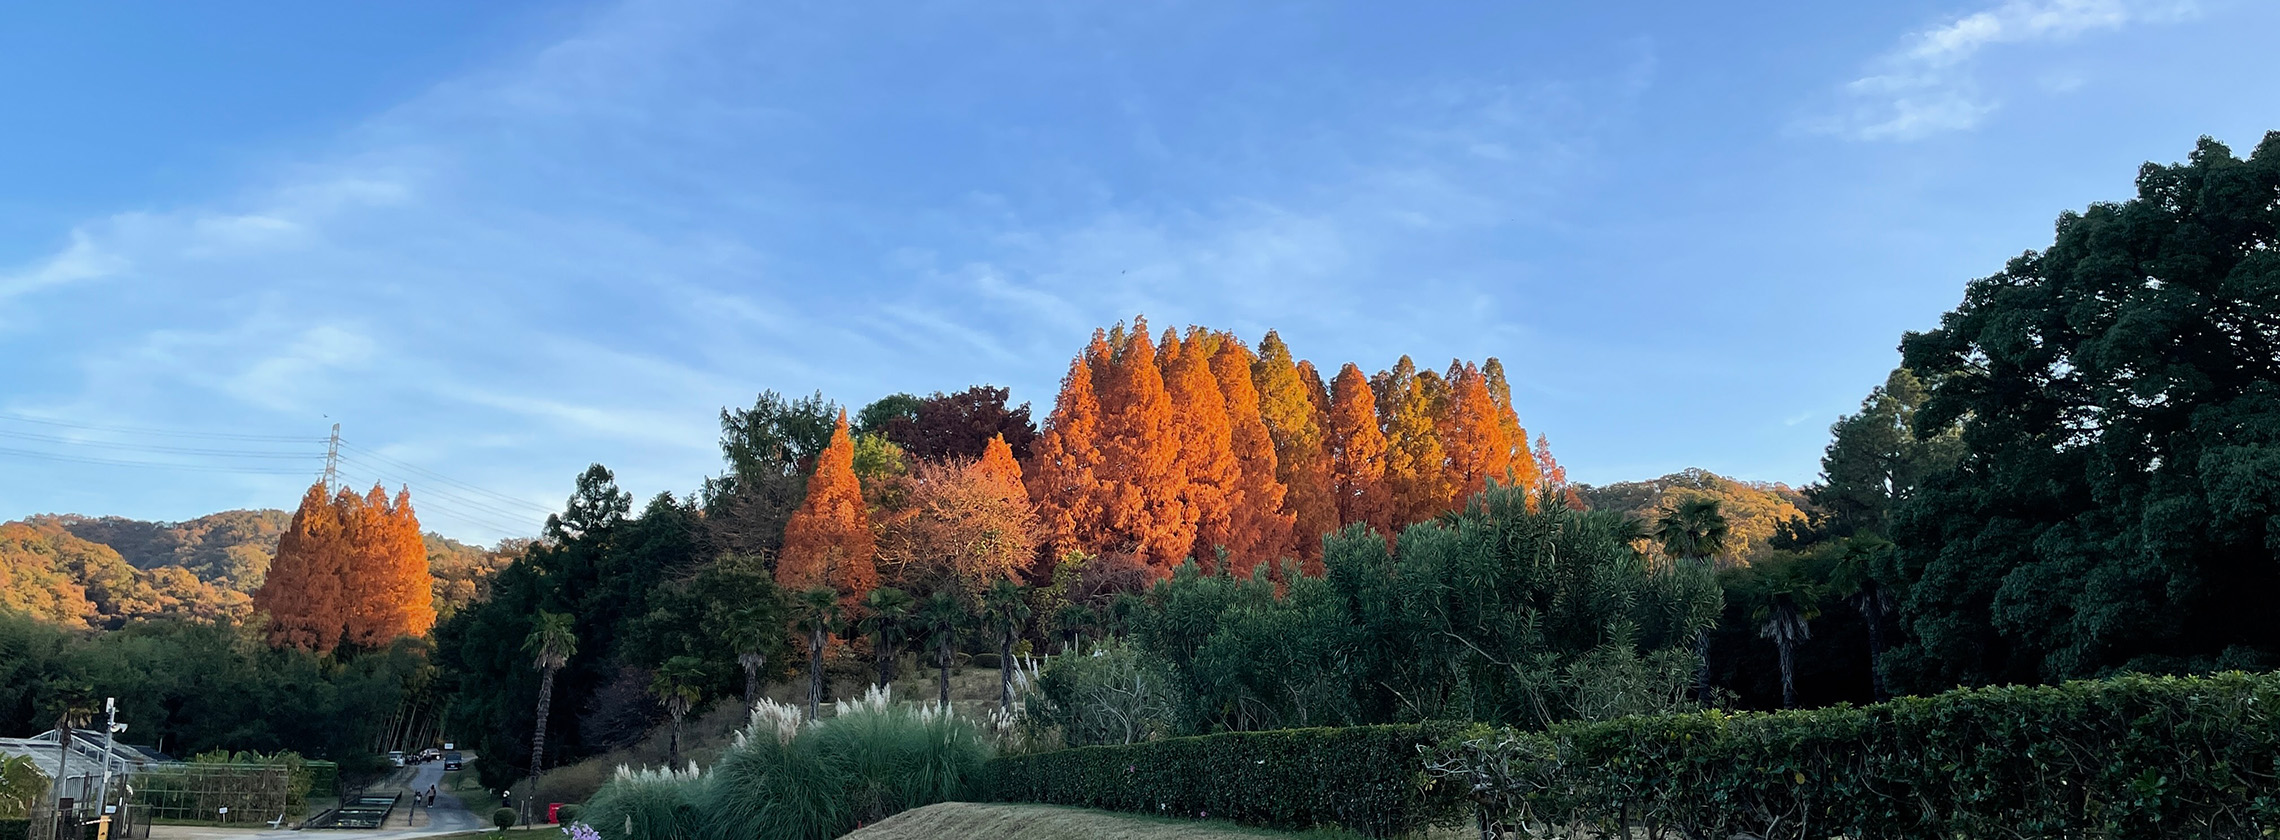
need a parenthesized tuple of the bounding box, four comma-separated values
(0, 508, 508, 630)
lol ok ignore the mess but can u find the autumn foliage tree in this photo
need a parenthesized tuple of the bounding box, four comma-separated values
(1160, 329, 1237, 571)
(776, 411, 880, 608)
(878, 435, 1039, 599)
(1326, 363, 1391, 535)
(1208, 333, 1294, 577)
(254, 480, 434, 655)
(1092, 320, 1192, 573)
(1023, 317, 1552, 583)
(1252, 331, 1336, 566)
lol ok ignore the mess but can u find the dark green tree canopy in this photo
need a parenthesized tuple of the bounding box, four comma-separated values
(1890, 133, 2280, 689)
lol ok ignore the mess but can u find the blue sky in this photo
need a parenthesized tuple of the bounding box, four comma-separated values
(2, 0, 2274, 543)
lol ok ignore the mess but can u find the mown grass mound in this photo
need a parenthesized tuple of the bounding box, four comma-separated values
(845, 802, 1364, 840)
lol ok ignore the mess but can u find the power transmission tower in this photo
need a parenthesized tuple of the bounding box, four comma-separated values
(323, 423, 341, 489)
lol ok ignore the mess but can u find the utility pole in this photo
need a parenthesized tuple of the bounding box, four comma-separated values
(323, 423, 342, 490)
(96, 699, 120, 817)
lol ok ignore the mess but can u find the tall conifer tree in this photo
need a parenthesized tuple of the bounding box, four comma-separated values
(1027, 339, 1110, 560)
(1378, 356, 1452, 528)
(1252, 331, 1336, 567)
(1327, 363, 1392, 535)
(1207, 333, 1293, 577)
(1160, 328, 1238, 571)
(255, 482, 348, 653)
(1483, 358, 1543, 491)
(1093, 319, 1191, 573)
(777, 411, 880, 608)
(1438, 362, 1512, 506)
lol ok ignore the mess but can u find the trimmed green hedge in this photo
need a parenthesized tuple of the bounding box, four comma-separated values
(0, 819, 26, 840)
(1434, 671, 2280, 840)
(985, 723, 1463, 837)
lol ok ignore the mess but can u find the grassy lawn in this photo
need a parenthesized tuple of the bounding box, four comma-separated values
(845, 802, 1375, 840)
(444, 768, 503, 814)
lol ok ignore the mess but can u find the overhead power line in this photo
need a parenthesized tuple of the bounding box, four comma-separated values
(335, 440, 558, 516)
(0, 445, 323, 475)
(0, 411, 324, 443)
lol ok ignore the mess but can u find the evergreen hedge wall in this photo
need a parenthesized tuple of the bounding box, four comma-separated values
(1436, 671, 2280, 840)
(985, 723, 1464, 837)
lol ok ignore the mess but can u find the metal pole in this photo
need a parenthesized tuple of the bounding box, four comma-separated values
(96, 698, 117, 815)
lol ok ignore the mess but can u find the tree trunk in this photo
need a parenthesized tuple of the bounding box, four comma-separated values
(938, 638, 952, 707)
(807, 625, 825, 720)
(666, 715, 682, 767)
(53, 721, 71, 811)
(999, 629, 1015, 713)
(527, 665, 557, 828)
(1859, 586, 1889, 702)
(1693, 628, 1712, 705)
(876, 635, 894, 690)
(742, 658, 763, 709)
(1778, 633, 1798, 709)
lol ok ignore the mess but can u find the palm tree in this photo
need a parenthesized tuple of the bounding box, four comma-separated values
(1828, 537, 1898, 701)
(1654, 497, 1730, 704)
(1753, 584, 1820, 710)
(917, 591, 967, 708)
(47, 687, 94, 812)
(1054, 602, 1095, 654)
(793, 588, 841, 720)
(522, 610, 577, 819)
(650, 657, 706, 767)
(981, 580, 1034, 713)
(720, 606, 775, 710)
(859, 587, 917, 690)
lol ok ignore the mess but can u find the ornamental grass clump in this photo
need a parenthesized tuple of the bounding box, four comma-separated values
(587, 688, 992, 840)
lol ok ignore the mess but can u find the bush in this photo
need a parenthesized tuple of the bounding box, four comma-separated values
(0, 819, 25, 840)
(557, 804, 582, 824)
(582, 688, 994, 840)
(985, 723, 1463, 838)
(581, 766, 701, 840)
(1432, 671, 2280, 839)
(970, 653, 1001, 669)
(492, 808, 518, 829)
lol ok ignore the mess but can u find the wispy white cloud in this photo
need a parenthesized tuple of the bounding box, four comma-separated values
(1812, 0, 2194, 141)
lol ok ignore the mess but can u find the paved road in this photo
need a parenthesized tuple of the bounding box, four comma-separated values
(146, 759, 486, 840)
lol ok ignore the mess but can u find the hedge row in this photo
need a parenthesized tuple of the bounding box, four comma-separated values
(1435, 671, 2280, 840)
(0, 819, 25, 840)
(985, 723, 1465, 837)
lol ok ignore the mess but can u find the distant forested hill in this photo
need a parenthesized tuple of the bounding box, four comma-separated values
(2, 509, 511, 629)
(1574, 468, 1810, 566)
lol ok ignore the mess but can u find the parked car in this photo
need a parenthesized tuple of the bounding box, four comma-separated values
(443, 751, 463, 771)
(419, 748, 442, 762)
(387, 750, 406, 767)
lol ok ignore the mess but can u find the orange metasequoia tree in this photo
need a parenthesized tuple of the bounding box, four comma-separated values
(777, 410, 880, 607)
(343, 485, 436, 648)
(256, 480, 433, 654)
(1326, 363, 1392, 535)
(256, 482, 350, 653)
(1092, 319, 1191, 574)
(1377, 356, 1452, 529)
(1207, 333, 1292, 578)
(1160, 328, 1237, 571)
(1438, 361, 1513, 506)
(1251, 331, 1335, 567)
(1028, 335, 1110, 562)
(1484, 358, 1543, 491)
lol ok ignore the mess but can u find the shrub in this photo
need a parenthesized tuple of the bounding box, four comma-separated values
(1431, 671, 2280, 839)
(557, 804, 581, 824)
(1025, 640, 1178, 747)
(580, 766, 701, 840)
(582, 688, 993, 840)
(0, 819, 26, 840)
(698, 689, 991, 840)
(491, 807, 518, 829)
(985, 723, 1464, 838)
